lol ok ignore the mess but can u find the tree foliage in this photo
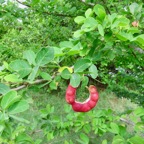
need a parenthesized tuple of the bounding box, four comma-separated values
(0, 0, 144, 143)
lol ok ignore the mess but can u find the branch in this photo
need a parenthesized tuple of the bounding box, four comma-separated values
(12, 85, 26, 91)
(129, 46, 142, 63)
(11, 79, 47, 91)
(43, 11, 76, 18)
(16, 0, 75, 17)
(16, 0, 30, 8)
(80, 0, 95, 6)
(120, 118, 135, 126)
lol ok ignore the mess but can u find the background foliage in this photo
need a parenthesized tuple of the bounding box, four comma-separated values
(0, 0, 144, 144)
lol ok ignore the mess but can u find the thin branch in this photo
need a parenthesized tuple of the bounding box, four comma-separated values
(43, 11, 76, 18)
(16, 0, 30, 7)
(120, 118, 135, 126)
(80, 0, 95, 6)
(120, 117, 144, 128)
(129, 46, 142, 63)
(12, 85, 26, 91)
(11, 79, 47, 91)
(16, 0, 75, 17)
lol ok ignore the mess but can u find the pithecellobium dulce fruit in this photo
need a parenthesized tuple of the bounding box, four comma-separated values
(65, 85, 99, 112)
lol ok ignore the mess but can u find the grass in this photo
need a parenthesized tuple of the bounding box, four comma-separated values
(18, 83, 138, 144)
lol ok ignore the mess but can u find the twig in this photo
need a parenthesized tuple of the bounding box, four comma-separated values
(16, 0, 75, 17)
(80, 0, 95, 6)
(12, 85, 26, 91)
(16, 0, 30, 7)
(120, 118, 135, 126)
(11, 79, 47, 91)
(43, 11, 76, 18)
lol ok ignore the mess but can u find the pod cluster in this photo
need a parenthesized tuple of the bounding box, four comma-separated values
(65, 85, 99, 112)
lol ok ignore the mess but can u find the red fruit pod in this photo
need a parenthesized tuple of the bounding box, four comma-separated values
(89, 85, 99, 102)
(72, 101, 91, 112)
(87, 99, 96, 108)
(65, 84, 99, 112)
(65, 84, 76, 104)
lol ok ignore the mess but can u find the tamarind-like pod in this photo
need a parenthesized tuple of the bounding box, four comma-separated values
(65, 84, 99, 112)
(65, 84, 76, 104)
(72, 102, 91, 112)
(72, 85, 99, 112)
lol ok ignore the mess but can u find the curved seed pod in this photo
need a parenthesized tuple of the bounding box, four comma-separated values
(89, 85, 99, 102)
(65, 84, 99, 112)
(72, 101, 91, 112)
(65, 84, 76, 104)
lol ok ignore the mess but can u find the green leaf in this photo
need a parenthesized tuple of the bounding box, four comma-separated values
(28, 66, 39, 82)
(81, 17, 98, 32)
(112, 135, 125, 144)
(47, 132, 54, 141)
(128, 27, 140, 34)
(102, 139, 107, 144)
(0, 83, 10, 95)
(61, 68, 71, 79)
(116, 32, 133, 41)
(70, 73, 81, 88)
(0, 111, 9, 121)
(83, 124, 91, 134)
(134, 107, 144, 116)
(16, 133, 33, 143)
(74, 16, 86, 24)
(8, 100, 29, 114)
(133, 34, 144, 48)
(0, 124, 5, 133)
(59, 41, 73, 49)
(32, 0, 40, 5)
(67, 42, 83, 55)
(74, 59, 91, 73)
(118, 17, 130, 27)
(111, 17, 130, 29)
(23, 50, 36, 65)
(89, 64, 98, 79)
(9, 60, 32, 78)
(98, 24, 104, 36)
(81, 76, 89, 88)
(73, 30, 84, 38)
(93, 4, 106, 19)
(49, 80, 57, 90)
(128, 136, 144, 144)
(53, 47, 64, 56)
(4, 74, 22, 82)
(85, 8, 93, 18)
(1, 91, 21, 110)
(35, 48, 54, 66)
(129, 3, 140, 15)
(40, 72, 52, 81)
(9, 115, 30, 124)
(108, 13, 118, 24)
(80, 133, 89, 144)
(108, 51, 115, 61)
(109, 122, 120, 134)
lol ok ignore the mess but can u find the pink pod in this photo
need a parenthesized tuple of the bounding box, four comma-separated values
(87, 99, 96, 108)
(72, 101, 91, 112)
(65, 84, 76, 104)
(65, 84, 99, 112)
(89, 85, 99, 102)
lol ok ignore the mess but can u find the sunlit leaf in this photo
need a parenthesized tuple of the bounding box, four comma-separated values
(35, 48, 54, 66)
(1, 91, 21, 110)
(74, 59, 91, 73)
(70, 73, 81, 88)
